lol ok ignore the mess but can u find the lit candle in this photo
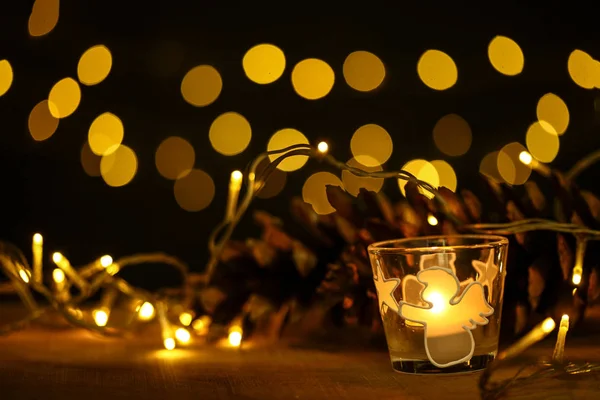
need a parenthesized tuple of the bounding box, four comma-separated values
(32, 233, 43, 284)
(226, 170, 243, 222)
(552, 314, 570, 364)
(498, 317, 556, 361)
(52, 252, 89, 293)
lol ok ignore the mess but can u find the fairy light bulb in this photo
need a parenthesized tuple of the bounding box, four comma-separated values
(572, 273, 582, 285)
(542, 317, 556, 333)
(18, 268, 31, 283)
(137, 302, 155, 321)
(175, 327, 191, 344)
(93, 309, 109, 327)
(179, 312, 193, 326)
(32, 233, 43, 283)
(157, 301, 176, 350)
(317, 141, 329, 154)
(427, 214, 439, 226)
(100, 255, 113, 268)
(52, 268, 65, 283)
(228, 325, 243, 347)
(519, 151, 533, 166)
(163, 338, 176, 350)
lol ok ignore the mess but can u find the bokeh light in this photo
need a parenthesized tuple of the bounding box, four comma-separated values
(536, 93, 569, 135)
(430, 160, 457, 192)
(417, 50, 457, 90)
(28, 100, 59, 141)
(81, 142, 102, 177)
(48, 78, 81, 118)
(568, 50, 598, 89)
(302, 172, 343, 215)
(88, 112, 124, 156)
(242, 44, 286, 84)
(181, 65, 222, 107)
(100, 145, 138, 187)
(291, 58, 335, 100)
(479, 151, 503, 182)
(487, 36, 524, 76)
(255, 158, 287, 199)
(398, 159, 440, 199)
(28, 0, 59, 37)
(497, 142, 531, 185)
(432, 113, 472, 156)
(209, 112, 252, 156)
(526, 121, 560, 163)
(174, 169, 215, 211)
(77, 45, 112, 86)
(155, 136, 195, 180)
(267, 128, 309, 171)
(341, 157, 384, 196)
(0, 60, 13, 97)
(343, 51, 386, 92)
(350, 124, 393, 166)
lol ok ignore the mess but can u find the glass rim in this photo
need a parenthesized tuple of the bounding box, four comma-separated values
(367, 234, 509, 254)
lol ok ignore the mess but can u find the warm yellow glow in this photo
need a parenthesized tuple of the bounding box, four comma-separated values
(192, 315, 212, 332)
(479, 152, 503, 182)
(536, 93, 569, 135)
(88, 112, 124, 156)
(487, 36, 524, 76)
(317, 141, 329, 154)
(164, 338, 176, 351)
(179, 312, 193, 327)
(431, 160, 457, 192)
(291, 58, 335, 100)
(341, 156, 384, 197)
(174, 168, 215, 211)
(228, 331, 242, 347)
(302, 172, 343, 215)
(19, 269, 31, 283)
(77, 45, 112, 86)
(100, 145, 138, 187)
(526, 122, 560, 163)
(175, 328, 191, 344)
(498, 142, 531, 185)
(52, 268, 65, 283)
(28, 0, 59, 37)
(432, 114, 472, 156)
(561, 314, 569, 323)
(93, 309, 109, 327)
(398, 159, 440, 199)
(519, 151, 533, 165)
(28, 100, 59, 141)
(209, 112, 252, 156)
(243, 44, 286, 84)
(427, 214, 439, 226)
(138, 302, 155, 321)
(572, 273, 582, 285)
(417, 50, 457, 90)
(81, 142, 102, 177)
(100, 255, 113, 268)
(542, 317, 556, 333)
(254, 158, 287, 199)
(33, 233, 43, 245)
(231, 170, 243, 183)
(343, 51, 385, 92)
(568, 50, 597, 89)
(423, 291, 445, 314)
(48, 78, 81, 118)
(52, 252, 63, 264)
(267, 128, 310, 171)
(155, 136, 195, 180)
(0, 60, 13, 97)
(350, 124, 392, 167)
(181, 65, 222, 107)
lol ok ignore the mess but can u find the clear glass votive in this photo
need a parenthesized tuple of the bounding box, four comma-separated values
(368, 235, 509, 374)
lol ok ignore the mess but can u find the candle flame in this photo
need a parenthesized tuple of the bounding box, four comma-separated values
(424, 291, 445, 314)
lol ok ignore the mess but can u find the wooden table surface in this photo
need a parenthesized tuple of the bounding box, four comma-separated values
(2, 308, 600, 399)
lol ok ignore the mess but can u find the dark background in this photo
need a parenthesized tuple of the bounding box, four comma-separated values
(1, 1, 600, 275)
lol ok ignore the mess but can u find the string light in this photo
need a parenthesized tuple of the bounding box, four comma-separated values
(317, 141, 329, 154)
(427, 214, 439, 226)
(175, 327, 191, 344)
(552, 315, 570, 364)
(228, 326, 243, 347)
(32, 233, 43, 283)
(179, 312, 194, 327)
(138, 302, 156, 321)
(226, 171, 243, 222)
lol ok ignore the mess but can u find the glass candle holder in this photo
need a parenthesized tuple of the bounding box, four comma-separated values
(368, 235, 509, 374)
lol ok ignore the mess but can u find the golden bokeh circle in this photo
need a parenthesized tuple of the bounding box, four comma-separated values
(88, 112, 124, 156)
(536, 93, 569, 135)
(155, 136, 195, 180)
(174, 169, 215, 212)
(267, 128, 310, 172)
(479, 152, 503, 182)
(181, 65, 222, 107)
(350, 124, 393, 167)
(209, 112, 252, 156)
(100, 145, 138, 187)
(568, 50, 597, 89)
(497, 142, 531, 185)
(398, 159, 440, 199)
(48, 78, 81, 118)
(77, 45, 113, 86)
(255, 158, 287, 199)
(243, 44, 286, 84)
(342, 156, 384, 196)
(81, 142, 102, 177)
(417, 50, 457, 91)
(487, 36, 524, 76)
(526, 122, 560, 163)
(343, 51, 386, 92)
(432, 114, 472, 157)
(28, 100, 59, 141)
(291, 58, 335, 100)
(28, 0, 59, 37)
(302, 172, 343, 215)
(431, 160, 457, 192)
(0, 60, 13, 97)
